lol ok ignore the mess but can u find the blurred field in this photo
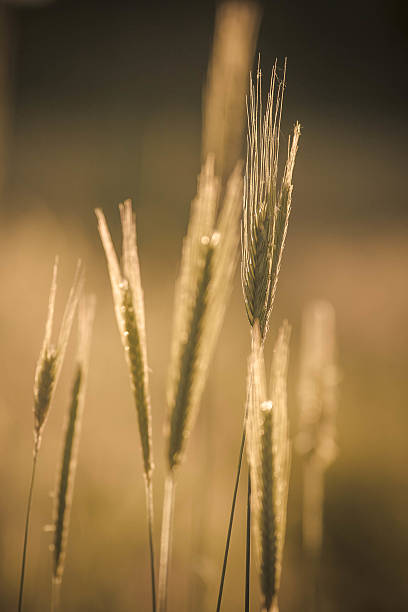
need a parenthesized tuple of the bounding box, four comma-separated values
(1, 1, 408, 611)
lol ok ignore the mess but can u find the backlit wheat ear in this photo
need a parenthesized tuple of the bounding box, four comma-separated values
(247, 321, 291, 612)
(95, 200, 156, 612)
(95, 201, 153, 478)
(159, 159, 243, 612)
(34, 259, 84, 453)
(166, 158, 243, 471)
(51, 294, 96, 610)
(18, 259, 83, 612)
(242, 62, 300, 340)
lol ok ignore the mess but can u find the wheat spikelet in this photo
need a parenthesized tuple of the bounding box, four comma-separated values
(247, 321, 291, 612)
(241, 62, 300, 340)
(165, 158, 243, 471)
(95, 200, 153, 478)
(33, 258, 84, 452)
(51, 294, 95, 594)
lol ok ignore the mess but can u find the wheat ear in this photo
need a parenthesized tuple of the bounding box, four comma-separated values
(217, 61, 300, 611)
(18, 259, 83, 612)
(247, 321, 291, 612)
(50, 294, 96, 611)
(95, 200, 156, 611)
(242, 61, 300, 341)
(158, 159, 243, 612)
(296, 301, 339, 609)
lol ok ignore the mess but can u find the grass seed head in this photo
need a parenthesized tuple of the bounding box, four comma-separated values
(166, 159, 243, 470)
(52, 294, 96, 584)
(33, 259, 83, 452)
(95, 201, 153, 478)
(241, 61, 300, 340)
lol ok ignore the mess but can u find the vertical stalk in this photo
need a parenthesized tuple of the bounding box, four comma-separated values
(245, 473, 251, 612)
(145, 477, 157, 612)
(18, 446, 39, 612)
(50, 578, 61, 612)
(215, 424, 246, 612)
(158, 473, 176, 612)
(302, 458, 324, 612)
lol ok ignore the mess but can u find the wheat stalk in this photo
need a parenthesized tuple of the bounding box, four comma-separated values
(217, 61, 300, 611)
(158, 158, 243, 612)
(247, 321, 291, 612)
(18, 259, 83, 612)
(296, 300, 339, 610)
(95, 200, 156, 611)
(50, 294, 96, 611)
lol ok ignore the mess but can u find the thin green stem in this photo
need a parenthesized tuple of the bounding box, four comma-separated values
(215, 423, 246, 612)
(158, 473, 176, 612)
(245, 473, 251, 612)
(145, 477, 157, 612)
(18, 446, 39, 612)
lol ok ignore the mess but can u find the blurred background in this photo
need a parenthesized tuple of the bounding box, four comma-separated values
(0, 0, 407, 610)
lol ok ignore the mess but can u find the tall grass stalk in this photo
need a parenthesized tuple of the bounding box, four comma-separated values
(18, 259, 83, 612)
(158, 159, 243, 612)
(296, 300, 339, 610)
(95, 201, 156, 611)
(50, 294, 96, 611)
(246, 322, 291, 612)
(216, 62, 300, 610)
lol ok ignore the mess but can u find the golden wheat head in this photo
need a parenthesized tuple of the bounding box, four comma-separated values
(241, 62, 300, 340)
(96, 201, 153, 478)
(165, 158, 243, 470)
(33, 259, 83, 452)
(52, 294, 96, 585)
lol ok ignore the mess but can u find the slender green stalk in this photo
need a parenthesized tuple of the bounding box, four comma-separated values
(158, 474, 176, 612)
(18, 449, 38, 612)
(215, 424, 246, 612)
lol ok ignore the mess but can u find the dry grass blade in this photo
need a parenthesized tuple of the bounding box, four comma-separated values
(166, 159, 243, 471)
(241, 62, 300, 340)
(95, 201, 153, 478)
(51, 295, 96, 602)
(247, 321, 291, 612)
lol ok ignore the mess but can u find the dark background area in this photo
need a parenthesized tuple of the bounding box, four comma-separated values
(0, 1, 407, 611)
